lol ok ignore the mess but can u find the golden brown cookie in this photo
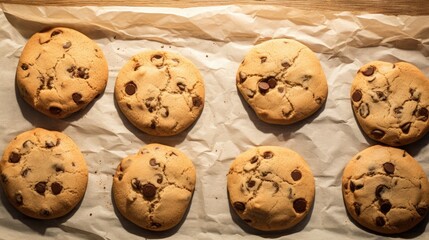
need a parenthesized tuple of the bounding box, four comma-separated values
(236, 38, 328, 124)
(16, 27, 108, 118)
(342, 145, 429, 234)
(0, 128, 88, 219)
(112, 143, 196, 231)
(351, 61, 429, 146)
(115, 50, 205, 136)
(227, 146, 315, 231)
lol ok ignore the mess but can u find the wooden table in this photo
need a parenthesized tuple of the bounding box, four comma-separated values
(2, 0, 429, 16)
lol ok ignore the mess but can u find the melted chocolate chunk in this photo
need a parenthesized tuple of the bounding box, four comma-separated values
(150, 119, 156, 129)
(260, 56, 267, 63)
(375, 184, 388, 199)
(156, 174, 163, 184)
(21, 63, 29, 70)
(51, 182, 63, 195)
(149, 158, 158, 166)
(352, 90, 362, 102)
(282, 61, 291, 68)
(291, 169, 302, 181)
(151, 222, 162, 228)
(417, 108, 428, 121)
(293, 198, 307, 213)
(35, 182, 47, 195)
(125, 82, 137, 95)
(371, 129, 385, 139)
(375, 216, 385, 226)
(233, 202, 245, 212)
(354, 202, 361, 216)
(72, 93, 83, 104)
(49, 106, 62, 115)
(247, 180, 255, 188)
(51, 30, 62, 37)
(267, 78, 277, 88)
(350, 181, 356, 192)
(417, 207, 428, 216)
(362, 66, 375, 76)
(177, 82, 186, 91)
(63, 41, 72, 49)
(142, 183, 157, 199)
(258, 81, 270, 93)
(400, 122, 411, 134)
(383, 162, 395, 174)
(9, 152, 21, 163)
(250, 156, 258, 163)
(379, 199, 392, 214)
(192, 96, 203, 107)
(262, 151, 273, 159)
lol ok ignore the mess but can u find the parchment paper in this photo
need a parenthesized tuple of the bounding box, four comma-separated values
(0, 3, 428, 240)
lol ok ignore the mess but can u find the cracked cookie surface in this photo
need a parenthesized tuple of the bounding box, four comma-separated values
(351, 61, 429, 146)
(16, 27, 108, 119)
(342, 145, 429, 234)
(236, 39, 328, 125)
(115, 50, 205, 136)
(227, 146, 315, 231)
(0, 128, 88, 219)
(112, 143, 196, 231)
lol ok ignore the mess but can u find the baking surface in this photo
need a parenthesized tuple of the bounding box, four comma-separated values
(0, 3, 428, 240)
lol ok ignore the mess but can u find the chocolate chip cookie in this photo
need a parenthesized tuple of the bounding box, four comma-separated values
(112, 143, 196, 231)
(342, 145, 429, 234)
(227, 146, 315, 231)
(351, 61, 429, 146)
(236, 38, 328, 125)
(16, 27, 108, 119)
(0, 128, 88, 219)
(115, 50, 205, 136)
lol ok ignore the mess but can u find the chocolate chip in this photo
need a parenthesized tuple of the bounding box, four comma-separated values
(45, 140, 56, 148)
(67, 65, 76, 73)
(72, 93, 83, 104)
(15, 193, 23, 205)
(258, 81, 270, 93)
(51, 182, 63, 195)
(125, 82, 137, 95)
(239, 72, 247, 83)
(379, 199, 392, 214)
(375, 216, 385, 226)
(152, 54, 162, 60)
(77, 67, 89, 79)
(150, 119, 156, 129)
(149, 158, 158, 166)
(156, 174, 163, 184)
(273, 182, 279, 193)
(417, 108, 428, 121)
(118, 174, 123, 181)
(233, 202, 245, 212)
(21, 63, 29, 70)
(177, 82, 186, 91)
(394, 106, 403, 116)
(352, 90, 362, 102)
(160, 107, 169, 118)
(35, 182, 47, 195)
(192, 96, 203, 107)
(21, 168, 30, 177)
(54, 164, 64, 172)
(134, 63, 141, 71)
(131, 178, 140, 190)
(260, 56, 267, 63)
(49, 106, 62, 115)
(375, 184, 388, 199)
(281, 61, 291, 68)
(375, 91, 386, 101)
(247, 180, 255, 188)
(358, 103, 370, 118)
(40, 209, 51, 217)
(350, 181, 356, 192)
(371, 129, 385, 139)
(354, 202, 361, 216)
(151, 222, 162, 228)
(383, 162, 395, 174)
(400, 122, 411, 134)
(278, 87, 284, 93)
(263, 151, 273, 159)
(362, 66, 375, 76)
(267, 78, 277, 88)
(250, 156, 258, 163)
(417, 207, 428, 216)
(291, 170, 302, 181)
(142, 183, 157, 199)
(8, 152, 21, 163)
(63, 41, 72, 49)
(293, 198, 307, 213)
(51, 30, 62, 37)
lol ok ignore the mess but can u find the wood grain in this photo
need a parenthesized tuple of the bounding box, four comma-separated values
(2, 0, 429, 16)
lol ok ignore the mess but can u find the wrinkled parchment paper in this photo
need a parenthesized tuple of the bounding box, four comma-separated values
(0, 3, 428, 240)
